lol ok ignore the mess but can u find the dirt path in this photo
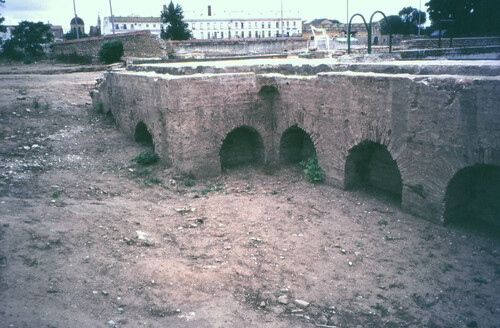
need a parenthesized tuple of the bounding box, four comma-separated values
(0, 64, 498, 328)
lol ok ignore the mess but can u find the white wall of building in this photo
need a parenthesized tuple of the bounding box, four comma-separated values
(102, 16, 163, 37)
(100, 14, 302, 40)
(186, 18, 302, 40)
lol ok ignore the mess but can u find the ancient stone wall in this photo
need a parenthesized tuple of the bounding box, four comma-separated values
(403, 36, 500, 49)
(52, 31, 166, 60)
(172, 38, 307, 56)
(92, 62, 500, 225)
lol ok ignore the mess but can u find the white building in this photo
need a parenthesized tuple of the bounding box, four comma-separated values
(186, 15, 302, 40)
(101, 6, 302, 40)
(102, 16, 164, 37)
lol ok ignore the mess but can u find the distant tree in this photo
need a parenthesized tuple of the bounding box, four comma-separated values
(330, 19, 340, 24)
(381, 7, 427, 35)
(63, 29, 89, 41)
(160, 1, 192, 40)
(426, 0, 500, 36)
(2, 21, 53, 60)
(0, 0, 6, 38)
(399, 6, 427, 33)
(380, 15, 406, 35)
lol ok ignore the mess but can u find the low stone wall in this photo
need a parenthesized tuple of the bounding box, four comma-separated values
(52, 31, 166, 60)
(403, 36, 500, 49)
(172, 38, 307, 56)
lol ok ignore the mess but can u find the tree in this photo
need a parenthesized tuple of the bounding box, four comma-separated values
(0, 0, 6, 38)
(380, 15, 406, 35)
(160, 1, 192, 40)
(2, 21, 53, 60)
(399, 6, 426, 33)
(426, 0, 500, 36)
(381, 7, 427, 35)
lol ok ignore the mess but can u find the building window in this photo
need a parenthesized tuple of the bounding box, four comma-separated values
(115, 24, 119, 29)
(262, 22, 264, 28)
(268, 22, 271, 28)
(153, 24, 156, 27)
(276, 22, 279, 28)
(287, 21, 289, 27)
(146, 24, 149, 27)
(138, 24, 142, 27)
(248, 31, 251, 38)
(268, 31, 271, 37)
(241, 22, 244, 28)
(293, 21, 297, 27)
(221, 31, 224, 38)
(208, 32, 211, 38)
(123, 24, 127, 29)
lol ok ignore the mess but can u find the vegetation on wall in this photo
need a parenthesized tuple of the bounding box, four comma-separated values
(98, 40, 123, 64)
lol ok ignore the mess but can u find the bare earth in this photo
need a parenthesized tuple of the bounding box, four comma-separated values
(0, 63, 498, 328)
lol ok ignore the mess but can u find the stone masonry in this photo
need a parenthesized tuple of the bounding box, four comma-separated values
(91, 59, 500, 225)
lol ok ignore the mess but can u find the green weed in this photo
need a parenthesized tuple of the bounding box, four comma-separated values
(184, 179, 195, 187)
(300, 155, 324, 183)
(442, 263, 453, 273)
(131, 151, 159, 165)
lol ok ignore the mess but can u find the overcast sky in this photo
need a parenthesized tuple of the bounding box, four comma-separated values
(1, 0, 427, 33)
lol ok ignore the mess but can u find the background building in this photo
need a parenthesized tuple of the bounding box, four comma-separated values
(102, 16, 163, 37)
(101, 5, 301, 40)
(186, 6, 301, 39)
(70, 17, 85, 35)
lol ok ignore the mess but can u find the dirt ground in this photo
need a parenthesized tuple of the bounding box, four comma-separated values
(0, 63, 499, 328)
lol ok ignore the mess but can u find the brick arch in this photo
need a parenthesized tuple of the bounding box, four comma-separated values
(344, 139, 403, 203)
(219, 125, 265, 170)
(279, 124, 316, 164)
(134, 121, 154, 147)
(444, 163, 500, 229)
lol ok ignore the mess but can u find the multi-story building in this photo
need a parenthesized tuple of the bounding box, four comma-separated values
(102, 16, 163, 37)
(186, 15, 302, 39)
(101, 5, 301, 40)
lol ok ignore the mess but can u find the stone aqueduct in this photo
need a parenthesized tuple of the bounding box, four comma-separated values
(92, 59, 500, 227)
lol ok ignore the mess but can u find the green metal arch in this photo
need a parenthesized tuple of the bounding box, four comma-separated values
(347, 13, 369, 54)
(348, 11, 392, 54)
(369, 11, 392, 54)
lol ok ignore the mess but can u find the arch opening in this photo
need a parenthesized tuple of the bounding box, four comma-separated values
(219, 126, 264, 170)
(344, 140, 402, 203)
(444, 164, 500, 230)
(134, 121, 154, 148)
(279, 126, 316, 164)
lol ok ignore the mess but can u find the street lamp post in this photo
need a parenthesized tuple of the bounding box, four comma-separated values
(109, 0, 115, 34)
(72, 0, 80, 39)
(418, 0, 422, 36)
(280, 0, 284, 37)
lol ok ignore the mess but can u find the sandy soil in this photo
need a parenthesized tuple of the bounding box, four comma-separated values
(0, 63, 499, 328)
